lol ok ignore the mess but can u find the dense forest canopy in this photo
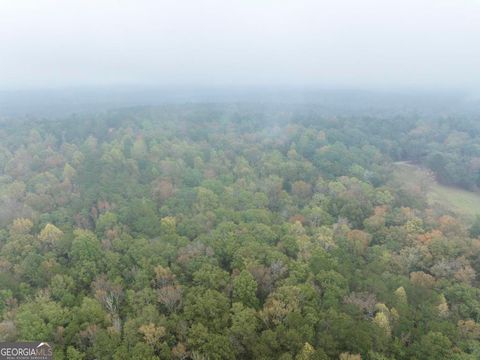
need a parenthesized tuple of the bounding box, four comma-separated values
(0, 103, 480, 359)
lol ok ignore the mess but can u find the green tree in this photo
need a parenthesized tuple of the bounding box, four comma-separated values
(232, 270, 259, 308)
(410, 332, 454, 360)
(70, 229, 104, 286)
(184, 289, 230, 332)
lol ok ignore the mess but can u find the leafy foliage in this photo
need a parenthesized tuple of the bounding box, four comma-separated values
(0, 104, 479, 359)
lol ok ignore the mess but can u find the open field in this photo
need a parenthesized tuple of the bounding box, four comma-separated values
(394, 162, 480, 220)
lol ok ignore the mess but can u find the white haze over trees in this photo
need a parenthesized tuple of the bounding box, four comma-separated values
(1, 0, 480, 91)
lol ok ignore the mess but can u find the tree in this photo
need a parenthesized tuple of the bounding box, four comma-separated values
(50, 274, 76, 306)
(291, 181, 312, 202)
(121, 199, 160, 237)
(410, 332, 453, 360)
(10, 218, 33, 236)
(157, 285, 182, 313)
(15, 293, 68, 341)
(339, 354, 361, 360)
(260, 286, 302, 327)
(347, 230, 372, 257)
(315, 271, 348, 308)
(192, 264, 229, 291)
(151, 179, 175, 205)
(38, 223, 63, 250)
(343, 292, 376, 317)
(184, 289, 230, 332)
(92, 275, 123, 332)
(232, 270, 259, 308)
(66, 346, 85, 360)
(70, 229, 104, 286)
(188, 323, 235, 360)
(229, 302, 258, 357)
(138, 323, 166, 347)
(373, 312, 391, 337)
(295, 343, 314, 360)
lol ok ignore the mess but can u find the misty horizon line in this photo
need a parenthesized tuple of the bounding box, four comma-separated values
(1, 83, 479, 93)
(2, 84, 480, 119)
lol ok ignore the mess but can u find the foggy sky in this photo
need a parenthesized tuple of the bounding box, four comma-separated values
(1, 0, 480, 91)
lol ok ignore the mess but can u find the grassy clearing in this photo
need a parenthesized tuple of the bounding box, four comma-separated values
(394, 162, 480, 220)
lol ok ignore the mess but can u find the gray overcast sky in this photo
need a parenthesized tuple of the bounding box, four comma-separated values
(1, 0, 480, 90)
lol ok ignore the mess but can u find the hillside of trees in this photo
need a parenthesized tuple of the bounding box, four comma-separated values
(0, 104, 479, 359)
